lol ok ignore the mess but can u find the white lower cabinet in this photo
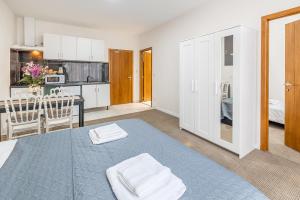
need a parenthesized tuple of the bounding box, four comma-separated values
(11, 87, 44, 97)
(82, 84, 110, 109)
(97, 84, 110, 107)
(82, 85, 98, 109)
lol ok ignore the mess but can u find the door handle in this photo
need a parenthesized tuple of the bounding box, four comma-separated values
(285, 82, 293, 87)
(191, 80, 195, 92)
(194, 80, 198, 92)
(215, 82, 219, 95)
(128, 77, 132, 79)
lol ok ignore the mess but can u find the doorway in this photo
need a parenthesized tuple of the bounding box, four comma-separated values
(261, 6, 300, 163)
(268, 16, 300, 164)
(109, 49, 133, 105)
(140, 48, 152, 106)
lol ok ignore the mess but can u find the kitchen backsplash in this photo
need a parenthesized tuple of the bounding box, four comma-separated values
(10, 49, 109, 85)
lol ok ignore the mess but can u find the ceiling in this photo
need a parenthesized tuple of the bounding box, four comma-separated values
(4, 0, 208, 34)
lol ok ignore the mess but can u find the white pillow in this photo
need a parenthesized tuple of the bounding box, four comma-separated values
(0, 140, 17, 168)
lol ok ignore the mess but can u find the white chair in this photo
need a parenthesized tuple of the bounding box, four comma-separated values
(4, 95, 43, 140)
(43, 92, 75, 133)
(49, 87, 64, 95)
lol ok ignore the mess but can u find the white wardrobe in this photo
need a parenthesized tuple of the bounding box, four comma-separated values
(179, 26, 257, 158)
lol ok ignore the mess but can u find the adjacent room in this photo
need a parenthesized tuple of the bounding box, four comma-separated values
(269, 13, 300, 164)
(0, 0, 300, 200)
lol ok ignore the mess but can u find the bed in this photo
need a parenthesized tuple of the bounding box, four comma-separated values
(269, 99, 284, 124)
(221, 98, 233, 126)
(0, 119, 267, 200)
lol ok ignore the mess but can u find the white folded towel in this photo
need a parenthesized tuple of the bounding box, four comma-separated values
(117, 153, 172, 198)
(107, 154, 186, 200)
(89, 123, 128, 145)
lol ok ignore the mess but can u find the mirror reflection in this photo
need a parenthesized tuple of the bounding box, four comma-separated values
(220, 35, 233, 143)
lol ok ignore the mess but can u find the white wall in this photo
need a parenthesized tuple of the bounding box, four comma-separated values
(16, 18, 140, 102)
(269, 14, 300, 104)
(139, 0, 300, 147)
(0, 0, 15, 98)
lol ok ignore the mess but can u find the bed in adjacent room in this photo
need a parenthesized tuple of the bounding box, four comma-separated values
(269, 99, 285, 124)
(0, 119, 267, 200)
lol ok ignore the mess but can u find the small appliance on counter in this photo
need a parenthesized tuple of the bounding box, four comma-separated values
(45, 74, 65, 84)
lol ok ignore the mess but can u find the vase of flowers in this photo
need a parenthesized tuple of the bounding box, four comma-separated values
(19, 62, 48, 95)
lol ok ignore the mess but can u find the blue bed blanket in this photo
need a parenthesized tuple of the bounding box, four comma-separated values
(0, 119, 268, 200)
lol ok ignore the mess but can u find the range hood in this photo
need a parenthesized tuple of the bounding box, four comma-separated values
(12, 17, 44, 52)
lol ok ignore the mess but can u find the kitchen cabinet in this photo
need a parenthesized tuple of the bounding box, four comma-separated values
(82, 85, 98, 109)
(10, 87, 44, 98)
(44, 34, 107, 62)
(44, 34, 77, 61)
(77, 38, 92, 61)
(97, 84, 110, 107)
(61, 36, 77, 61)
(82, 84, 110, 109)
(91, 39, 105, 62)
(44, 34, 61, 60)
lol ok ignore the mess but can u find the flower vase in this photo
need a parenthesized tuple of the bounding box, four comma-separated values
(29, 84, 41, 96)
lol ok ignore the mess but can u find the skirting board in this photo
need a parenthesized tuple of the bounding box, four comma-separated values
(153, 106, 179, 118)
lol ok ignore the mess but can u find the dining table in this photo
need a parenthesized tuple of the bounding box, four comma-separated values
(0, 95, 85, 142)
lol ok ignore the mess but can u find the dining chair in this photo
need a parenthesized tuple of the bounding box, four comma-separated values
(4, 95, 43, 140)
(43, 92, 75, 133)
(49, 87, 64, 95)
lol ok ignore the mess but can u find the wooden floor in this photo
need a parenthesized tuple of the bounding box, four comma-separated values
(269, 123, 300, 165)
(86, 109, 300, 200)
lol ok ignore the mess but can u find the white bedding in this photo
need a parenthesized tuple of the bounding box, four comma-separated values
(0, 140, 17, 168)
(269, 99, 284, 124)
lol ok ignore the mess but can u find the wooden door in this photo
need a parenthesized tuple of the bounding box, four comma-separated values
(141, 50, 152, 102)
(285, 20, 300, 152)
(109, 49, 133, 105)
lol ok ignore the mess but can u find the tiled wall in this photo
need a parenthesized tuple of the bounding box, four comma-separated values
(10, 49, 109, 84)
(46, 61, 105, 82)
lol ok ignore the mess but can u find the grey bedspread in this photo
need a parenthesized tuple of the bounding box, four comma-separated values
(0, 119, 268, 200)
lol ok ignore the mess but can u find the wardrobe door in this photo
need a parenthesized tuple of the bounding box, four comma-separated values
(214, 28, 240, 154)
(180, 40, 195, 132)
(194, 35, 214, 139)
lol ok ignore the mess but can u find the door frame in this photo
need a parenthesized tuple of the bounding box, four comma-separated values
(261, 6, 300, 151)
(109, 48, 134, 105)
(139, 47, 153, 105)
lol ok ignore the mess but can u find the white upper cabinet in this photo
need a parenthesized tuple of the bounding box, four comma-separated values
(44, 34, 61, 60)
(44, 34, 107, 62)
(77, 38, 92, 61)
(61, 36, 77, 61)
(91, 39, 105, 62)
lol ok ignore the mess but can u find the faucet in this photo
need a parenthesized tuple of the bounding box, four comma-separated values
(87, 75, 94, 82)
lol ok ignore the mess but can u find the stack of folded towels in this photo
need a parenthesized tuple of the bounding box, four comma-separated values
(107, 153, 186, 200)
(89, 123, 128, 145)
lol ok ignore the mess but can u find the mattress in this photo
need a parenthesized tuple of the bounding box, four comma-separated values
(269, 100, 284, 124)
(0, 119, 268, 200)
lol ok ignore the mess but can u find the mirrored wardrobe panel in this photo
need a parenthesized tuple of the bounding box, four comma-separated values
(220, 35, 234, 144)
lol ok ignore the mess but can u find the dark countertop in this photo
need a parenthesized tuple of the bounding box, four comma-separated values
(10, 81, 110, 88)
